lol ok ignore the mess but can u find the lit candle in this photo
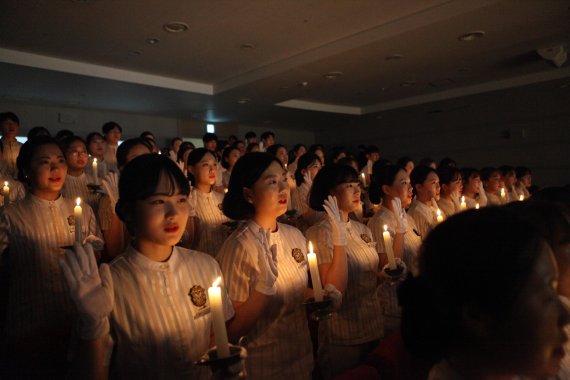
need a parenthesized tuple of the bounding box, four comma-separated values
(1, 181, 9, 206)
(307, 241, 324, 301)
(475, 203, 480, 210)
(208, 277, 230, 358)
(360, 172, 366, 187)
(74, 197, 83, 243)
(460, 196, 467, 210)
(92, 158, 98, 184)
(224, 187, 228, 194)
(500, 187, 506, 202)
(382, 225, 397, 270)
(519, 194, 524, 201)
(436, 209, 444, 223)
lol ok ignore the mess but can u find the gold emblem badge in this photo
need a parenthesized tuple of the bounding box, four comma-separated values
(360, 234, 372, 243)
(189, 285, 207, 307)
(291, 248, 304, 263)
(67, 215, 75, 226)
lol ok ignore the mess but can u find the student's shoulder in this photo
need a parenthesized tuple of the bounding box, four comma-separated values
(176, 246, 219, 268)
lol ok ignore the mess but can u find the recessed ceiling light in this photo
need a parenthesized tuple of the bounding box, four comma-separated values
(163, 21, 189, 33)
(385, 54, 403, 61)
(146, 38, 160, 45)
(323, 71, 343, 80)
(240, 43, 255, 49)
(128, 50, 142, 56)
(400, 81, 416, 87)
(238, 98, 251, 104)
(458, 31, 485, 41)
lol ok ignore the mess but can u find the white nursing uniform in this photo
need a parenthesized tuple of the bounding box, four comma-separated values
(192, 189, 231, 256)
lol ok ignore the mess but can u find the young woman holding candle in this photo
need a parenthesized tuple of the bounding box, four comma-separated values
(407, 165, 443, 240)
(61, 136, 101, 216)
(291, 152, 323, 230)
(514, 166, 532, 200)
(60, 154, 234, 379)
(499, 165, 518, 202)
(306, 164, 384, 379)
(436, 166, 463, 217)
(481, 167, 506, 206)
(0, 136, 100, 377)
(187, 148, 231, 257)
(287, 143, 307, 174)
(217, 152, 314, 380)
(399, 207, 569, 380)
(85, 132, 108, 179)
(220, 144, 240, 189)
(460, 167, 486, 208)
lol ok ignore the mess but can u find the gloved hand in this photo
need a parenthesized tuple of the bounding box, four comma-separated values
(324, 283, 342, 310)
(431, 197, 439, 211)
(391, 198, 408, 234)
(59, 242, 114, 339)
(303, 171, 313, 187)
(478, 181, 488, 206)
(82, 235, 105, 252)
(381, 257, 408, 280)
(101, 171, 119, 213)
(323, 195, 347, 246)
(176, 160, 185, 174)
(255, 228, 278, 295)
(450, 192, 461, 210)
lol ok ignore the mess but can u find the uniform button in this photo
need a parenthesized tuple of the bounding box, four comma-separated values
(159, 264, 169, 270)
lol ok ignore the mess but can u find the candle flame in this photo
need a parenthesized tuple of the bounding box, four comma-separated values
(361, 173, 365, 180)
(76, 197, 81, 206)
(224, 188, 228, 194)
(212, 276, 222, 287)
(93, 158, 97, 164)
(4, 181, 8, 187)
(383, 224, 388, 232)
(475, 203, 480, 209)
(436, 209, 442, 217)
(461, 195, 465, 203)
(308, 241, 314, 254)
(501, 187, 505, 196)
(519, 195, 524, 201)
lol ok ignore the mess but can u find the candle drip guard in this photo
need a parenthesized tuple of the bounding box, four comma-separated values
(303, 296, 333, 321)
(196, 340, 247, 379)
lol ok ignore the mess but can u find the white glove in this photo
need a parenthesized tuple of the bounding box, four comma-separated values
(450, 192, 461, 210)
(101, 171, 119, 213)
(323, 195, 347, 246)
(478, 181, 488, 206)
(82, 235, 105, 252)
(59, 242, 114, 339)
(255, 228, 278, 295)
(324, 283, 342, 310)
(431, 197, 439, 211)
(381, 257, 408, 280)
(366, 160, 373, 174)
(303, 171, 313, 187)
(176, 160, 185, 174)
(188, 186, 197, 217)
(391, 198, 408, 234)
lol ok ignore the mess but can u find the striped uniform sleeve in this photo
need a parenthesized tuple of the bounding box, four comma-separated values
(367, 215, 386, 254)
(0, 209, 10, 256)
(216, 235, 255, 303)
(305, 222, 333, 265)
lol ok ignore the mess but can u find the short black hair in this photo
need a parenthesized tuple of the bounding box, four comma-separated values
(266, 143, 286, 157)
(439, 157, 457, 168)
(177, 141, 195, 162)
(461, 167, 480, 183)
(309, 164, 359, 211)
(480, 167, 500, 182)
(260, 131, 275, 141)
(186, 148, 216, 185)
(0, 112, 20, 125)
(102, 121, 122, 135)
(245, 131, 256, 139)
(396, 156, 414, 169)
(202, 133, 218, 143)
(17, 136, 63, 184)
(116, 154, 190, 235)
(86, 132, 104, 145)
(116, 138, 152, 170)
(27, 126, 50, 139)
(437, 165, 461, 186)
(221, 145, 240, 170)
(140, 131, 155, 140)
(222, 153, 281, 220)
(515, 166, 531, 180)
(55, 129, 74, 141)
(294, 152, 320, 186)
(369, 164, 404, 204)
(61, 135, 87, 153)
(410, 165, 437, 196)
(170, 137, 182, 147)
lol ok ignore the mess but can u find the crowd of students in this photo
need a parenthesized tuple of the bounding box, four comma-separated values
(0, 110, 569, 380)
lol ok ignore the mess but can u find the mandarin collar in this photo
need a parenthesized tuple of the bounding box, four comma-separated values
(124, 244, 180, 272)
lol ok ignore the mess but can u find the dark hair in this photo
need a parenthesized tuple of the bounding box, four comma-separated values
(17, 136, 63, 184)
(369, 164, 403, 204)
(27, 126, 50, 139)
(186, 148, 215, 185)
(60, 135, 87, 153)
(221, 145, 240, 169)
(326, 146, 347, 165)
(498, 165, 515, 177)
(177, 141, 195, 162)
(246, 143, 259, 152)
(418, 157, 436, 168)
(266, 143, 286, 157)
(437, 165, 461, 186)
(222, 153, 281, 220)
(102, 121, 122, 135)
(170, 137, 182, 147)
(308, 144, 324, 155)
(0, 112, 20, 125)
(410, 165, 437, 196)
(439, 157, 457, 168)
(202, 133, 218, 143)
(480, 167, 500, 182)
(116, 138, 152, 170)
(260, 131, 274, 141)
(294, 152, 320, 186)
(116, 154, 190, 234)
(337, 156, 359, 170)
(245, 131, 256, 139)
(86, 132, 104, 145)
(309, 164, 359, 211)
(461, 167, 480, 184)
(515, 166, 531, 180)
(55, 129, 74, 141)
(140, 131, 155, 140)
(396, 156, 413, 169)
(365, 145, 380, 155)
(398, 207, 542, 361)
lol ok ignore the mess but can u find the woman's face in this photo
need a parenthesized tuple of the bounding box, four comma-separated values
(302, 159, 322, 182)
(246, 161, 289, 220)
(386, 169, 413, 208)
(503, 171, 517, 187)
(464, 174, 481, 194)
(521, 174, 532, 188)
(275, 147, 288, 166)
(88, 135, 106, 158)
(27, 143, 67, 198)
(225, 149, 241, 170)
(190, 152, 217, 186)
(133, 172, 189, 247)
(404, 161, 414, 176)
(416, 171, 440, 201)
(1, 118, 19, 140)
(295, 146, 306, 158)
(314, 149, 324, 164)
(331, 181, 361, 213)
(65, 140, 89, 171)
(491, 245, 569, 378)
(485, 172, 501, 193)
(446, 175, 463, 196)
(105, 126, 122, 145)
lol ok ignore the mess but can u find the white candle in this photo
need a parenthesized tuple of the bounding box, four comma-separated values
(1, 181, 9, 206)
(307, 241, 324, 302)
(92, 158, 98, 184)
(208, 277, 230, 359)
(460, 196, 467, 210)
(436, 209, 444, 223)
(74, 197, 83, 243)
(519, 194, 524, 201)
(382, 225, 397, 270)
(500, 187, 506, 202)
(475, 203, 480, 210)
(360, 172, 366, 187)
